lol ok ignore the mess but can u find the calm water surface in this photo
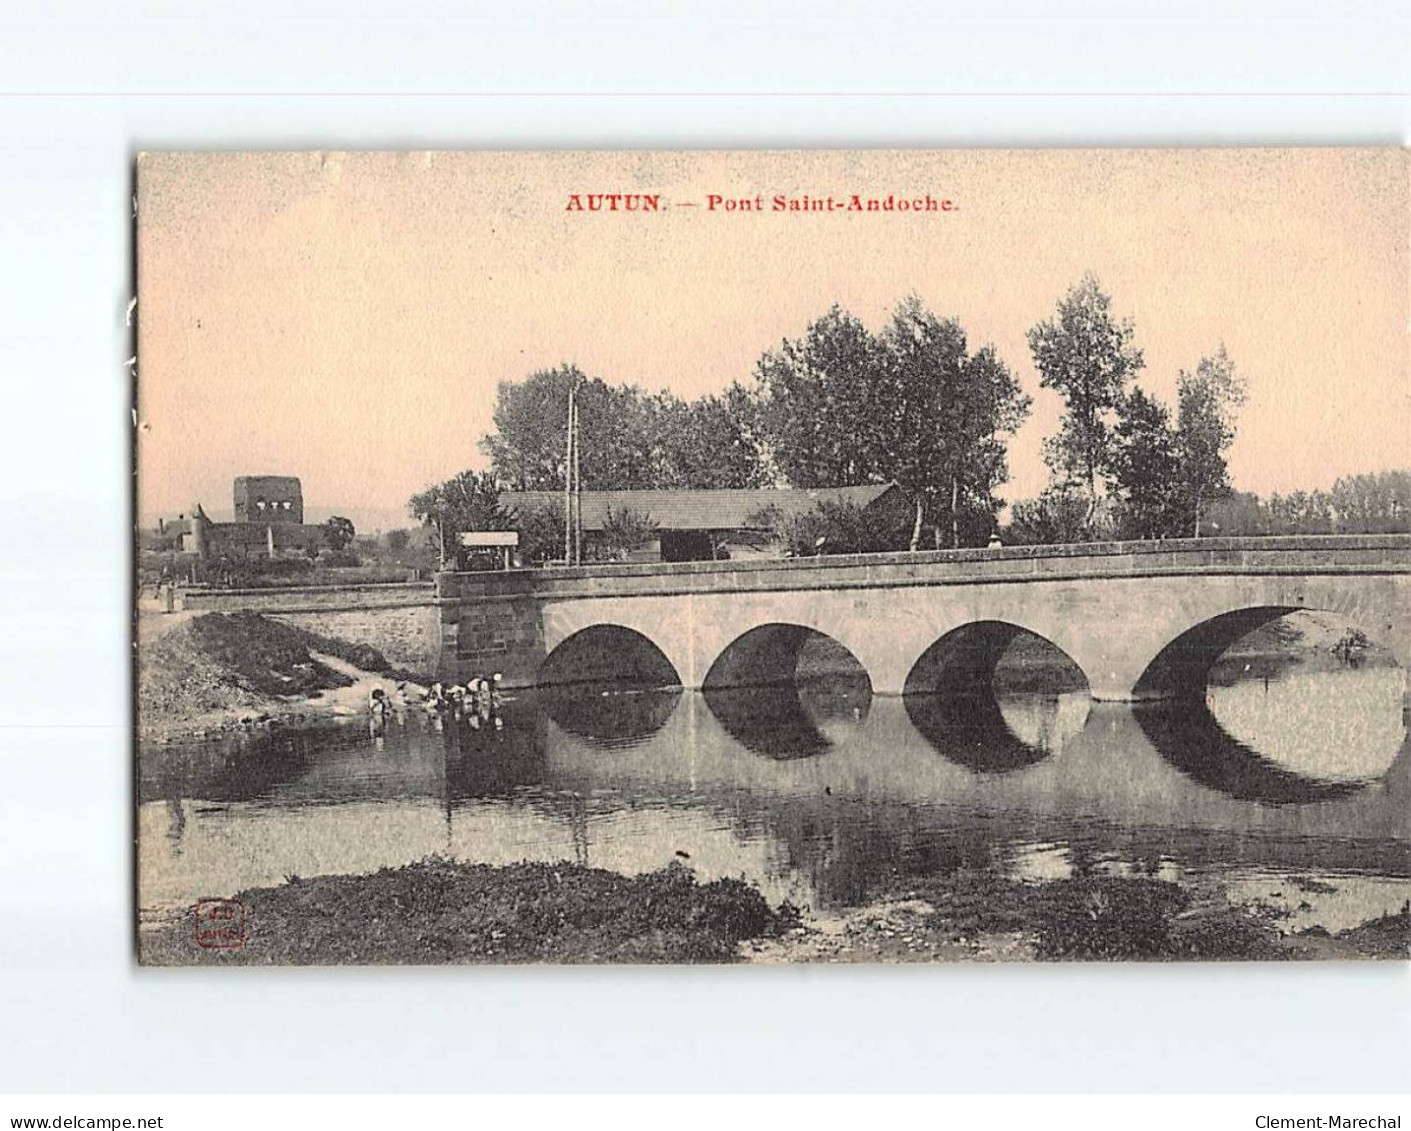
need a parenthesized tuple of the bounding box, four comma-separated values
(139, 666, 1411, 929)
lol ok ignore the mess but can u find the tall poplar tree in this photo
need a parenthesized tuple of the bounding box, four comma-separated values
(1027, 274, 1145, 527)
(1173, 346, 1246, 537)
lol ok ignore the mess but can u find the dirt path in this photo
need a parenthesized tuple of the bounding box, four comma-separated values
(306, 650, 426, 717)
(135, 601, 198, 643)
(741, 898, 1034, 964)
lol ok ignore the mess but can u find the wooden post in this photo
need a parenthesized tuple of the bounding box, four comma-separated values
(572, 393, 582, 565)
(563, 384, 575, 564)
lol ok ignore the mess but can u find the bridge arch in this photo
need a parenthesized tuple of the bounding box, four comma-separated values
(1131, 606, 1300, 700)
(1128, 600, 1406, 702)
(1055, 574, 1411, 702)
(901, 620, 1090, 699)
(701, 623, 872, 759)
(702, 622, 872, 691)
(538, 623, 682, 689)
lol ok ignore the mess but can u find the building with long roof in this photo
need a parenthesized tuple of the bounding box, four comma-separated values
(500, 483, 911, 562)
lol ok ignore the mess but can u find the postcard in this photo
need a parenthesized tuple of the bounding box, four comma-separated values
(134, 149, 1409, 964)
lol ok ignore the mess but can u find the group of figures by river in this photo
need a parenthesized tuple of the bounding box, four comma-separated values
(137, 614, 1410, 964)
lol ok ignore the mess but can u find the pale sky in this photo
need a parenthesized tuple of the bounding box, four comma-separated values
(137, 149, 1408, 528)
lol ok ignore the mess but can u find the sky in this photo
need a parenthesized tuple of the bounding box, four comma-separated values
(136, 148, 1408, 529)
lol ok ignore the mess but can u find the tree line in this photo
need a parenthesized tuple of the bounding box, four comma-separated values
(445, 294, 1033, 555)
(1197, 473, 1411, 538)
(410, 274, 1399, 559)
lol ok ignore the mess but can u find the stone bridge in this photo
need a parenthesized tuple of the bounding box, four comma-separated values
(436, 535, 1411, 702)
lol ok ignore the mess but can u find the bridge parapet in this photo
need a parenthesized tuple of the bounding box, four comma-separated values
(438, 534, 1411, 604)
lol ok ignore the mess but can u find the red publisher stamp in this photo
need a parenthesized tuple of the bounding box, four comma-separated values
(193, 899, 246, 950)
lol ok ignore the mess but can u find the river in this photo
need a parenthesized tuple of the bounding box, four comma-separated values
(138, 664, 1410, 937)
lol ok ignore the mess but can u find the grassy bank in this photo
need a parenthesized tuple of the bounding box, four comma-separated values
(140, 859, 801, 965)
(745, 871, 1410, 964)
(137, 611, 418, 742)
(140, 853, 1407, 967)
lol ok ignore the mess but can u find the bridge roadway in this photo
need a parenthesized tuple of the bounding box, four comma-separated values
(436, 534, 1411, 701)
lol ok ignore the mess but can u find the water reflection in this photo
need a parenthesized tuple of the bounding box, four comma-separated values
(1207, 668, 1405, 783)
(703, 680, 870, 759)
(139, 664, 1411, 918)
(443, 711, 549, 798)
(539, 686, 680, 749)
(1136, 668, 1406, 805)
(905, 690, 1089, 773)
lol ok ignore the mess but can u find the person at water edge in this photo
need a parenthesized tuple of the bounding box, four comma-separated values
(369, 687, 391, 723)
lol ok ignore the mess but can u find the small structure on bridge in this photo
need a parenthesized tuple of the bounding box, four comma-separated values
(458, 529, 519, 571)
(500, 483, 911, 562)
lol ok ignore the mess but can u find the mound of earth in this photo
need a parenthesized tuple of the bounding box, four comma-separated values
(138, 611, 392, 736)
(139, 858, 801, 965)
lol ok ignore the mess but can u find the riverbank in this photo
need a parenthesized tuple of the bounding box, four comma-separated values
(138, 610, 425, 744)
(140, 858, 800, 965)
(743, 872, 1410, 963)
(138, 854, 1408, 965)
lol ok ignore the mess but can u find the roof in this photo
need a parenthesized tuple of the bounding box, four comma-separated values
(500, 484, 902, 533)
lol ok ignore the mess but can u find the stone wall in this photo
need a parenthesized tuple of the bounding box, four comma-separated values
(182, 582, 443, 677)
(431, 572, 544, 686)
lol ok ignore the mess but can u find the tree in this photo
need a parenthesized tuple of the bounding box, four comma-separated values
(750, 500, 913, 557)
(480, 363, 769, 492)
(597, 506, 660, 560)
(752, 305, 893, 489)
(880, 297, 1030, 548)
(515, 500, 566, 565)
(480, 364, 654, 491)
(480, 364, 580, 490)
(654, 385, 771, 489)
(1173, 346, 1246, 537)
(323, 515, 356, 552)
(1003, 487, 1091, 546)
(753, 297, 1029, 550)
(1109, 388, 1183, 539)
(1028, 274, 1145, 527)
(385, 528, 411, 555)
(1203, 490, 1269, 537)
(1329, 470, 1410, 534)
(409, 470, 516, 566)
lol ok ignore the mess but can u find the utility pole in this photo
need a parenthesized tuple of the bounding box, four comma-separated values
(572, 392, 582, 565)
(563, 382, 575, 565)
(563, 377, 584, 565)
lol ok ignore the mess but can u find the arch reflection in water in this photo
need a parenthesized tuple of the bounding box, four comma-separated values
(538, 686, 683, 750)
(701, 623, 871, 758)
(1134, 667, 1407, 805)
(902, 622, 1090, 773)
(905, 689, 1090, 773)
(703, 681, 871, 759)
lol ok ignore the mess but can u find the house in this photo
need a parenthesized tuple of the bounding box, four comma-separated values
(500, 483, 911, 562)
